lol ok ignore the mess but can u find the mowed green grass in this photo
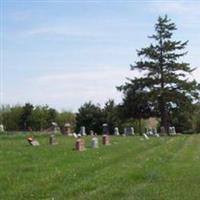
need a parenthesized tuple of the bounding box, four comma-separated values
(0, 134, 200, 200)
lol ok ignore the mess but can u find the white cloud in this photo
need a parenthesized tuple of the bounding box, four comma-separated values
(149, 1, 200, 14)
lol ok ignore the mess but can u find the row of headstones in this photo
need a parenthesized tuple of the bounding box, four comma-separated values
(61, 124, 135, 136)
(144, 126, 176, 138)
(27, 134, 110, 151)
(160, 126, 176, 136)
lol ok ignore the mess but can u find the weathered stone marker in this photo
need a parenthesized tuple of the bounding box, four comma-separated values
(0, 124, 4, 133)
(27, 137, 40, 146)
(91, 136, 98, 148)
(64, 123, 72, 136)
(160, 126, 166, 135)
(102, 135, 110, 145)
(80, 126, 86, 136)
(130, 127, 134, 135)
(114, 127, 120, 136)
(75, 138, 85, 151)
(102, 123, 109, 135)
(49, 134, 58, 145)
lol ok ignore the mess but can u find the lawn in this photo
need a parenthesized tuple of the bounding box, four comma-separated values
(0, 134, 200, 200)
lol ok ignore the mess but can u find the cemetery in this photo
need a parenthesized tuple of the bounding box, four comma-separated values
(1, 1, 200, 200)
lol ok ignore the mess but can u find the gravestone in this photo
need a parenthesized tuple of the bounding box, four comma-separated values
(75, 137, 85, 151)
(27, 137, 40, 146)
(73, 133, 78, 138)
(102, 135, 110, 145)
(0, 124, 4, 133)
(123, 128, 127, 136)
(64, 123, 72, 136)
(90, 130, 94, 136)
(130, 127, 134, 135)
(114, 127, 120, 136)
(160, 126, 166, 135)
(80, 126, 86, 136)
(91, 136, 98, 148)
(152, 128, 157, 135)
(102, 123, 109, 135)
(171, 126, 176, 135)
(49, 134, 58, 145)
(143, 133, 149, 140)
(169, 126, 176, 136)
(148, 128, 153, 136)
(126, 127, 134, 136)
(51, 122, 58, 134)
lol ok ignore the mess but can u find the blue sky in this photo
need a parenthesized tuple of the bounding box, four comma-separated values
(1, 0, 200, 111)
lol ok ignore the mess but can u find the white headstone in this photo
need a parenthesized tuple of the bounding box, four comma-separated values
(0, 124, 4, 132)
(130, 127, 135, 135)
(143, 133, 149, 140)
(91, 137, 98, 148)
(114, 127, 120, 136)
(73, 133, 78, 138)
(80, 126, 86, 136)
(169, 126, 176, 136)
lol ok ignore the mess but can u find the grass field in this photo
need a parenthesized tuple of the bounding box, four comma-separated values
(0, 134, 200, 200)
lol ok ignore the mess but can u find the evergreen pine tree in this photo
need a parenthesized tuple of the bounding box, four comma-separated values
(119, 15, 200, 134)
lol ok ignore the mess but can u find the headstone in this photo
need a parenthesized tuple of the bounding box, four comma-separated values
(0, 124, 4, 132)
(75, 138, 85, 151)
(152, 128, 157, 135)
(27, 137, 40, 146)
(49, 134, 58, 145)
(169, 126, 176, 136)
(126, 127, 134, 136)
(73, 133, 78, 138)
(90, 130, 94, 136)
(123, 127, 127, 136)
(130, 127, 135, 135)
(102, 123, 109, 135)
(91, 136, 98, 148)
(160, 126, 166, 135)
(148, 128, 153, 136)
(51, 122, 58, 134)
(64, 123, 72, 136)
(172, 126, 176, 135)
(80, 126, 86, 136)
(102, 134, 110, 145)
(143, 133, 149, 140)
(114, 127, 120, 136)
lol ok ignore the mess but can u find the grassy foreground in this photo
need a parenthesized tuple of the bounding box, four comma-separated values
(0, 134, 200, 200)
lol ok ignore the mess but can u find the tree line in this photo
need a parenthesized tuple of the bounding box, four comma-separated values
(0, 100, 200, 134)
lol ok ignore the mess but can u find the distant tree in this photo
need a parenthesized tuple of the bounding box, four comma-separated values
(20, 103, 34, 130)
(76, 101, 104, 134)
(119, 15, 200, 134)
(2, 105, 23, 131)
(102, 99, 122, 134)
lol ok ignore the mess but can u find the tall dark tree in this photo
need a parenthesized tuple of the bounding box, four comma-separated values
(76, 101, 104, 134)
(118, 81, 156, 134)
(103, 99, 121, 134)
(20, 103, 34, 130)
(120, 15, 200, 134)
